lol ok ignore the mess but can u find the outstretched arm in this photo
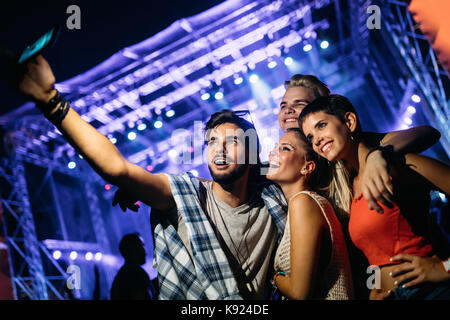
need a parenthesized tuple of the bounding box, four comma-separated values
(359, 126, 441, 213)
(273, 194, 327, 300)
(16, 55, 175, 211)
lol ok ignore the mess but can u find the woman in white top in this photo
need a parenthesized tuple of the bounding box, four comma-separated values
(267, 128, 354, 300)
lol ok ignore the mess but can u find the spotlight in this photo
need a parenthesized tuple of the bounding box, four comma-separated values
(407, 106, 416, 114)
(201, 92, 210, 100)
(146, 165, 154, 171)
(284, 57, 293, 66)
(267, 60, 277, 69)
(127, 131, 137, 141)
(78, 154, 83, 159)
(249, 74, 259, 83)
(53, 250, 61, 260)
(411, 94, 421, 103)
(214, 91, 224, 100)
(168, 149, 178, 159)
(165, 109, 175, 118)
(233, 76, 244, 85)
(153, 120, 163, 128)
(109, 137, 117, 144)
(94, 252, 102, 261)
(105, 184, 111, 191)
(68, 161, 76, 169)
(303, 44, 312, 52)
(85, 252, 93, 261)
(320, 40, 329, 49)
(69, 251, 78, 260)
(137, 123, 147, 131)
(404, 117, 412, 125)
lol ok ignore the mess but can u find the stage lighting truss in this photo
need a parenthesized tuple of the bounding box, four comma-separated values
(383, 0, 450, 156)
(6, 0, 333, 170)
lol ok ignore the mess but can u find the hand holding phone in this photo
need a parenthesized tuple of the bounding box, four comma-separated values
(17, 26, 60, 64)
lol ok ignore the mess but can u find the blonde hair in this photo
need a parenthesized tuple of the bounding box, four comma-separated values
(285, 74, 331, 99)
(325, 160, 353, 222)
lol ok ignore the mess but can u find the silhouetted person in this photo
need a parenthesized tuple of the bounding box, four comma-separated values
(110, 233, 155, 300)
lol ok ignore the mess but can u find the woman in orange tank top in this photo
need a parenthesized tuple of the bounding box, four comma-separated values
(299, 94, 450, 300)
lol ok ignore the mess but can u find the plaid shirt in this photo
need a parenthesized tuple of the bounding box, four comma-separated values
(151, 172, 287, 300)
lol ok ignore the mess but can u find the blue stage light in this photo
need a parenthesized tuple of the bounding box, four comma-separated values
(411, 94, 421, 103)
(85, 252, 93, 261)
(68, 161, 76, 169)
(154, 120, 163, 128)
(320, 40, 329, 49)
(70, 251, 78, 260)
(95, 252, 103, 261)
(407, 106, 416, 114)
(267, 60, 277, 69)
(165, 109, 175, 117)
(53, 250, 61, 260)
(249, 74, 259, 83)
(137, 123, 147, 131)
(201, 92, 210, 100)
(284, 57, 293, 66)
(127, 131, 137, 140)
(303, 44, 312, 52)
(214, 91, 224, 100)
(234, 76, 244, 85)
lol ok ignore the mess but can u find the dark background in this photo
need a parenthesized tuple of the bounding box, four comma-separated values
(0, 0, 225, 116)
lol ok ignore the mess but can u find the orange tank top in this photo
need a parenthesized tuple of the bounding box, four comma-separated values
(348, 193, 433, 267)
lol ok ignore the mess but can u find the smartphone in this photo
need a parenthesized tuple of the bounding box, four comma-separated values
(17, 26, 60, 64)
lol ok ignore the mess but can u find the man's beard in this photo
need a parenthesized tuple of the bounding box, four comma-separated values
(209, 164, 248, 190)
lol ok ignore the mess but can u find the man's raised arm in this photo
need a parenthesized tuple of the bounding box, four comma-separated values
(16, 55, 175, 211)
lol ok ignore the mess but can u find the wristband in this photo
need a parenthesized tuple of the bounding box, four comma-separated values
(442, 257, 450, 273)
(47, 99, 70, 126)
(36, 90, 62, 116)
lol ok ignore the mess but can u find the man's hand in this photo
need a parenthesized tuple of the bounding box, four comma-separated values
(360, 150, 394, 213)
(112, 188, 140, 212)
(17, 55, 56, 103)
(389, 254, 450, 289)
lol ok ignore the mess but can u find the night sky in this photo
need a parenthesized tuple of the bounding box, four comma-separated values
(0, 0, 225, 116)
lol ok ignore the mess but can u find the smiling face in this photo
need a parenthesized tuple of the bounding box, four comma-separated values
(266, 131, 314, 184)
(206, 122, 251, 185)
(301, 111, 356, 162)
(278, 86, 317, 131)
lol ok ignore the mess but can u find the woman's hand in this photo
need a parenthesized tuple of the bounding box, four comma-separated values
(360, 150, 394, 213)
(389, 254, 450, 288)
(369, 288, 392, 300)
(17, 55, 56, 103)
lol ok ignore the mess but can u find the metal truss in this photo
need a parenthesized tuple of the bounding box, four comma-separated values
(0, 158, 65, 299)
(2, 0, 334, 169)
(382, 0, 450, 156)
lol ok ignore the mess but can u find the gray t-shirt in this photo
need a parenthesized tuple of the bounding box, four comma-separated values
(176, 180, 277, 299)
